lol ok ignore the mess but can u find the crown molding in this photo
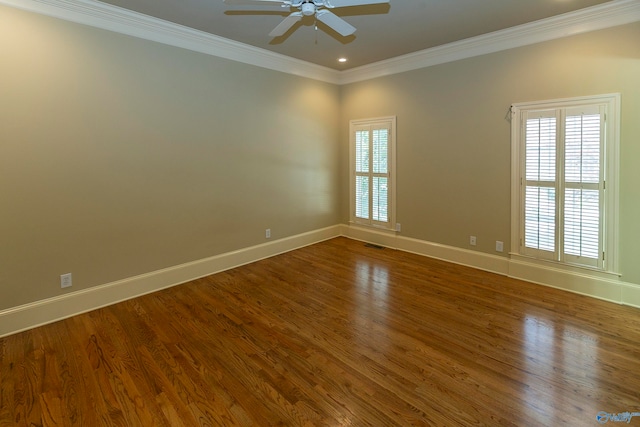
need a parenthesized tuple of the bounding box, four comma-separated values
(1, 0, 342, 84)
(2, 0, 639, 85)
(338, 0, 640, 84)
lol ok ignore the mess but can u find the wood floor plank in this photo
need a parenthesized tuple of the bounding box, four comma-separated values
(0, 334, 21, 427)
(2, 237, 640, 426)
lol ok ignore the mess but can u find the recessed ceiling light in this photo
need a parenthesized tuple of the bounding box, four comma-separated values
(338, 57, 348, 63)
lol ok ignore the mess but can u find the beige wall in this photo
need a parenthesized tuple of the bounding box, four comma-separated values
(2, 4, 639, 314)
(340, 23, 640, 285)
(0, 5, 341, 310)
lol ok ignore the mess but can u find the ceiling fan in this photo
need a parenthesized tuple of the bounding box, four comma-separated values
(223, 0, 390, 37)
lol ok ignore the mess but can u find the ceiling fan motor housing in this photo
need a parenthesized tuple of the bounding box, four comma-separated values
(301, 3, 316, 16)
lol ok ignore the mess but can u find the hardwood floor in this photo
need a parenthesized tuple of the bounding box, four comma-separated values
(2, 237, 640, 426)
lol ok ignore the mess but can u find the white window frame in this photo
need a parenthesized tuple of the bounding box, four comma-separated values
(510, 94, 620, 275)
(349, 116, 397, 231)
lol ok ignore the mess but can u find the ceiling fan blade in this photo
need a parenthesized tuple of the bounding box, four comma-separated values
(324, 0, 389, 7)
(269, 12, 303, 37)
(316, 9, 356, 36)
(224, 0, 288, 6)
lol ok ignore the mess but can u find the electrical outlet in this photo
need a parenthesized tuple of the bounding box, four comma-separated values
(470, 236, 477, 246)
(496, 241, 504, 252)
(60, 273, 72, 289)
(395, 223, 401, 232)
(265, 228, 271, 239)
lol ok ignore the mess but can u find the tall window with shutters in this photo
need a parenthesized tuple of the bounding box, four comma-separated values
(350, 117, 396, 229)
(511, 94, 619, 272)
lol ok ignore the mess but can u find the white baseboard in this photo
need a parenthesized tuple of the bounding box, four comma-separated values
(621, 282, 640, 308)
(3, 223, 639, 337)
(341, 224, 640, 310)
(0, 225, 341, 338)
(507, 257, 623, 303)
(341, 224, 510, 275)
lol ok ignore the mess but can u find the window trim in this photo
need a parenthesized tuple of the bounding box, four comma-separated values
(349, 116, 397, 231)
(510, 94, 620, 275)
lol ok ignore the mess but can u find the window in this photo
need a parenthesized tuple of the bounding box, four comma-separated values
(511, 94, 619, 272)
(350, 116, 396, 230)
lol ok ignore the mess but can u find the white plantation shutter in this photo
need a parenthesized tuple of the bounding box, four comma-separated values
(564, 188, 599, 259)
(355, 130, 370, 220)
(563, 107, 603, 267)
(524, 112, 557, 259)
(350, 117, 396, 229)
(372, 128, 389, 222)
(516, 99, 613, 270)
(525, 186, 556, 253)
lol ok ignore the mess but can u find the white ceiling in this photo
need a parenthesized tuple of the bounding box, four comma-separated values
(93, 0, 615, 70)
